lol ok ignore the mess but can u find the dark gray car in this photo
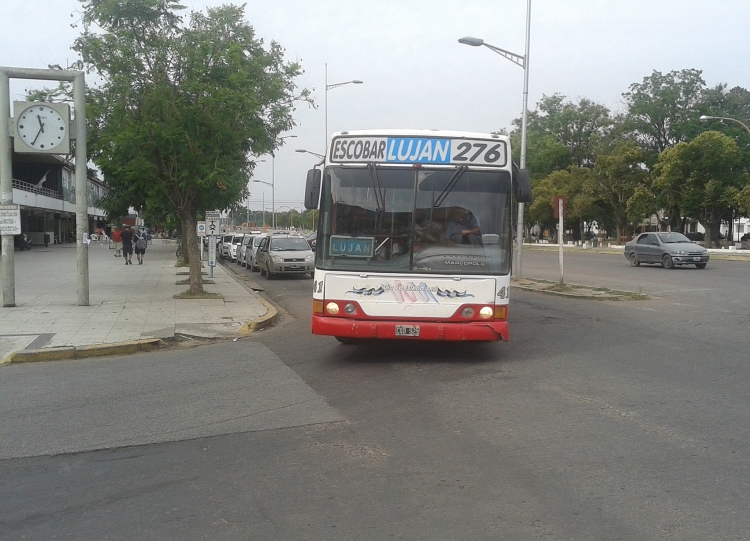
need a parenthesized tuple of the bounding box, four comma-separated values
(624, 232, 709, 269)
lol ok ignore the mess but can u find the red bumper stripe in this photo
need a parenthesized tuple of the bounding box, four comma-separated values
(312, 315, 508, 342)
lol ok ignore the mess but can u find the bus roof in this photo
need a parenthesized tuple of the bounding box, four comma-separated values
(328, 130, 510, 168)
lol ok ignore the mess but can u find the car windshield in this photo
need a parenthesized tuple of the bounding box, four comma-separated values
(270, 238, 310, 251)
(253, 237, 264, 247)
(232, 236, 244, 244)
(657, 233, 691, 243)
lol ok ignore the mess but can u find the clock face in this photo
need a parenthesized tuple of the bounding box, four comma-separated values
(16, 105, 67, 151)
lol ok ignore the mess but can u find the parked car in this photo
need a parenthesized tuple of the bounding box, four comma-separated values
(624, 232, 709, 269)
(229, 234, 245, 262)
(219, 234, 234, 259)
(238, 235, 255, 267)
(247, 234, 266, 272)
(256, 235, 314, 278)
(304, 232, 317, 252)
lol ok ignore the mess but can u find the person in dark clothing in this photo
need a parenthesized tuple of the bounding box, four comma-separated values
(120, 226, 134, 265)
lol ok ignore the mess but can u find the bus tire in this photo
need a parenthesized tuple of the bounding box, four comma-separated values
(335, 336, 359, 344)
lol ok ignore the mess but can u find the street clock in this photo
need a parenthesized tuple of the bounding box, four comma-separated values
(13, 101, 71, 154)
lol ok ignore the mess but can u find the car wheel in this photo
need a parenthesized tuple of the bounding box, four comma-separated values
(266, 264, 275, 279)
(629, 253, 640, 267)
(251, 264, 259, 273)
(695, 263, 707, 269)
(662, 254, 674, 269)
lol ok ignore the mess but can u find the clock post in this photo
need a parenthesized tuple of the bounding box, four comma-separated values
(0, 66, 89, 306)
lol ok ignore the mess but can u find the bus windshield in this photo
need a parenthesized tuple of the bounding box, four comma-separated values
(316, 165, 513, 275)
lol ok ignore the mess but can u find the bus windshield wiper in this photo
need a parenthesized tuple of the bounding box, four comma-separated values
(367, 163, 385, 213)
(433, 166, 468, 207)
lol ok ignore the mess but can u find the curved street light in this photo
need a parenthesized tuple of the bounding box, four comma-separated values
(263, 134, 297, 229)
(458, 0, 531, 279)
(699, 115, 750, 135)
(325, 63, 363, 148)
(296, 148, 326, 160)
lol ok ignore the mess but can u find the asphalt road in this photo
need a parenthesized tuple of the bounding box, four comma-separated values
(1, 253, 749, 540)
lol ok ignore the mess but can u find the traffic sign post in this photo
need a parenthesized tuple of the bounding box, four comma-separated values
(205, 210, 220, 278)
(197, 221, 206, 261)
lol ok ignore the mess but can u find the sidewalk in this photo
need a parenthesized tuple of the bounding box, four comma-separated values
(0, 239, 275, 363)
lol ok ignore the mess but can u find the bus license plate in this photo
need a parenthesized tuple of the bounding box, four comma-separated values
(395, 325, 420, 337)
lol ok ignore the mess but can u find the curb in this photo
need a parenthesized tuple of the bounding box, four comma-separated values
(512, 280, 648, 301)
(4, 338, 164, 364)
(238, 290, 279, 333)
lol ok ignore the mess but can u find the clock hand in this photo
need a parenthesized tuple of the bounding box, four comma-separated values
(31, 127, 43, 146)
(37, 114, 45, 133)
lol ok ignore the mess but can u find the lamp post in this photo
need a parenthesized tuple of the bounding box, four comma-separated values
(252, 180, 272, 228)
(266, 135, 297, 230)
(325, 63, 362, 149)
(459, 0, 532, 279)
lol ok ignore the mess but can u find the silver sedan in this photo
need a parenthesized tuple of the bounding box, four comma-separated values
(624, 232, 709, 269)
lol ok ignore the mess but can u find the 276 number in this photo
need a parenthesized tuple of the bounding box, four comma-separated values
(454, 142, 504, 163)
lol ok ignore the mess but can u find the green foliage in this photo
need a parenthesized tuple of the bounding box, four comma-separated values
(622, 69, 708, 159)
(594, 144, 649, 238)
(73, 0, 311, 292)
(654, 131, 746, 245)
(513, 94, 613, 169)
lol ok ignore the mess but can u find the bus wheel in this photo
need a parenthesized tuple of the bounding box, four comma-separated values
(335, 336, 359, 344)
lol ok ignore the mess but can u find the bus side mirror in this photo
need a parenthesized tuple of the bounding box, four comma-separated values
(304, 169, 322, 210)
(513, 166, 532, 203)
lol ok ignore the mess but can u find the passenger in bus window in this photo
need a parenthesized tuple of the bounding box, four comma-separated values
(445, 208, 482, 245)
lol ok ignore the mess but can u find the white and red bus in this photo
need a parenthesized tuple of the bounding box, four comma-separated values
(303, 129, 531, 343)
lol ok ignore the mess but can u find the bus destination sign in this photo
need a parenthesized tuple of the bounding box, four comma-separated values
(329, 136, 507, 167)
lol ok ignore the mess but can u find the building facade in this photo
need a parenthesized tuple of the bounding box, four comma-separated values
(12, 151, 107, 245)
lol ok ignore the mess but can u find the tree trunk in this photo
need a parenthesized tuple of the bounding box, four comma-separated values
(702, 220, 721, 248)
(615, 222, 623, 245)
(181, 211, 203, 295)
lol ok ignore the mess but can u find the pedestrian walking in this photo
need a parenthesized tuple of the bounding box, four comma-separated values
(112, 228, 122, 257)
(134, 230, 148, 264)
(121, 226, 134, 265)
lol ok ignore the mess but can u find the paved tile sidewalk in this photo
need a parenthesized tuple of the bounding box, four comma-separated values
(0, 238, 271, 361)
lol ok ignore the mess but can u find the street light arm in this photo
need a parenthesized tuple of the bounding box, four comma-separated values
(700, 115, 750, 135)
(458, 37, 525, 68)
(252, 179, 272, 187)
(326, 80, 363, 90)
(481, 43, 525, 68)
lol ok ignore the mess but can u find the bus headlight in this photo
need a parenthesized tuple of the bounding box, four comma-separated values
(344, 303, 357, 315)
(326, 302, 340, 315)
(479, 306, 494, 319)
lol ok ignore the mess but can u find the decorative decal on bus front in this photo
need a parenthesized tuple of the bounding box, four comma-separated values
(329, 136, 507, 167)
(346, 280, 474, 304)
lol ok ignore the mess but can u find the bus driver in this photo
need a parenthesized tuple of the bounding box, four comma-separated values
(445, 208, 482, 245)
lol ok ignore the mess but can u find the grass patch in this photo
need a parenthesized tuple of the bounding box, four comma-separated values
(545, 282, 574, 293)
(173, 290, 222, 299)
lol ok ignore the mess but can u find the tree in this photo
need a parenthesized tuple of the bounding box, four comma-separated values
(513, 94, 613, 169)
(654, 131, 748, 247)
(594, 144, 649, 243)
(75, 0, 310, 294)
(528, 167, 600, 241)
(622, 69, 708, 160)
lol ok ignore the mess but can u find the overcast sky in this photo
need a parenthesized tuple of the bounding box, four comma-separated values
(3, 0, 749, 212)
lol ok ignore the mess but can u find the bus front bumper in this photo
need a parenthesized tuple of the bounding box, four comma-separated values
(312, 315, 508, 342)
